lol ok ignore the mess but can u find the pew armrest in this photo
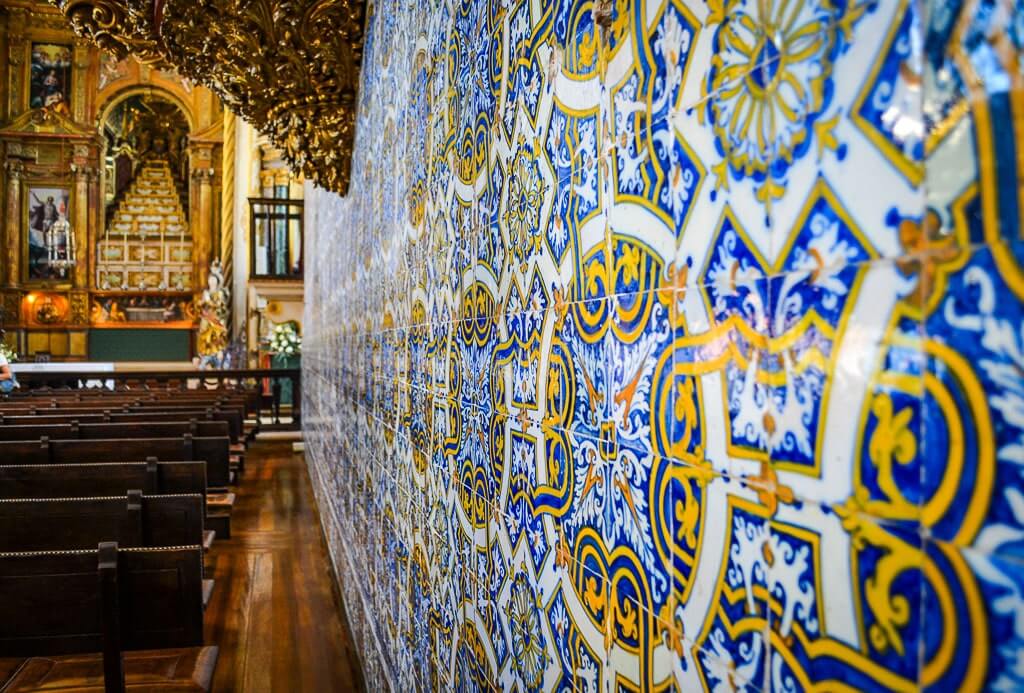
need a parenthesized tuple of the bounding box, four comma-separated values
(202, 580, 215, 610)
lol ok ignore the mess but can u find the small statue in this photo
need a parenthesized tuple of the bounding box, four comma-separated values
(196, 259, 230, 369)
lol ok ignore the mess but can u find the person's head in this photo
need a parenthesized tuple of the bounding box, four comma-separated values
(46, 196, 53, 204)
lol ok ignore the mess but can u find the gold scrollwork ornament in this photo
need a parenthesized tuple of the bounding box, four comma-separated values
(50, 0, 366, 195)
(55, 0, 166, 65)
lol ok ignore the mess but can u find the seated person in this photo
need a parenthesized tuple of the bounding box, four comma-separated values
(0, 337, 17, 394)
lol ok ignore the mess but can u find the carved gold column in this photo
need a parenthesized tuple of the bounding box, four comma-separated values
(220, 110, 236, 331)
(69, 145, 93, 360)
(189, 143, 216, 288)
(193, 166, 214, 284)
(191, 168, 214, 287)
(89, 166, 100, 292)
(4, 160, 23, 288)
(70, 162, 92, 290)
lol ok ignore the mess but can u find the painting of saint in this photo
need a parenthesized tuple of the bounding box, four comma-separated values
(27, 186, 71, 281)
(29, 44, 72, 114)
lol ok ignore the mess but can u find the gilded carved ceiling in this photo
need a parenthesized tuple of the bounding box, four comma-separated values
(52, 0, 365, 194)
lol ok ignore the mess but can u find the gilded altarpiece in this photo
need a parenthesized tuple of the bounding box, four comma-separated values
(0, 0, 224, 360)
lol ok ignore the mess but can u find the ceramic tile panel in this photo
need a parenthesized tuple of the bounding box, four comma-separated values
(303, 0, 1024, 689)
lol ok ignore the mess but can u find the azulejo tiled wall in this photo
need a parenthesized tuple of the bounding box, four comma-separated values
(303, 0, 1024, 689)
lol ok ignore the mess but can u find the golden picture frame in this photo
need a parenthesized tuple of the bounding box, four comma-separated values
(23, 183, 72, 286)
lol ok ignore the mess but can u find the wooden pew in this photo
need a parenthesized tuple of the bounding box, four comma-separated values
(0, 410, 246, 445)
(0, 460, 218, 543)
(0, 543, 217, 692)
(0, 420, 229, 441)
(0, 420, 244, 474)
(0, 436, 231, 487)
(1, 391, 255, 419)
(12, 388, 258, 415)
(0, 392, 250, 411)
(0, 492, 208, 552)
(0, 460, 206, 500)
(0, 401, 251, 445)
(0, 387, 248, 400)
(5, 385, 250, 398)
(6, 367, 299, 430)
(0, 395, 246, 415)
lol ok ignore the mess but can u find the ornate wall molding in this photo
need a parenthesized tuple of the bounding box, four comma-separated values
(51, 0, 366, 195)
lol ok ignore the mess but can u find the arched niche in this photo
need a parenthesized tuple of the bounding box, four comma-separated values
(96, 85, 197, 133)
(94, 89, 195, 294)
(98, 90, 191, 213)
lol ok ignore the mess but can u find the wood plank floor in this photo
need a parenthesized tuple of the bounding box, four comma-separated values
(203, 439, 365, 692)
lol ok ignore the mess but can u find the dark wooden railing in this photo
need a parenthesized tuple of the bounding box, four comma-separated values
(7, 368, 301, 430)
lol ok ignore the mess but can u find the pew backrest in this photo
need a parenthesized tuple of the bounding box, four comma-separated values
(0, 492, 204, 552)
(0, 421, 229, 442)
(0, 411, 243, 443)
(0, 436, 230, 487)
(0, 461, 207, 500)
(0, 544, 205, 656)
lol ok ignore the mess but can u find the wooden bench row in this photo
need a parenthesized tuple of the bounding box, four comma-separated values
(0, 404, 248, 438)
(0, 491, 212, 553)
(5, 384, 254, 403)
(0, 543, 217, 692)
(0, 409, 247, 446)
(2, 389, 259, 423)
(0, 421, 246, 474)
(0, 384, 266, 690)
(0, 461, 206, 500)
(0, 436, 231, 488)
(0, 420, 228, 441)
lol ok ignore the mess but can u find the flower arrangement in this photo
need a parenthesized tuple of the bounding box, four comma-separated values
(0, 341, 17, 363)
(269, 321, 302, 357)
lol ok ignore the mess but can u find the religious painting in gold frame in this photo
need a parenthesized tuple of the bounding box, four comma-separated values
(29, 43, 73, 115)
(24, 184, 72, 285)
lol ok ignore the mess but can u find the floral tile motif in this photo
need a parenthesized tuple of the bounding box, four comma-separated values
(922, 240, 1024, 559)
(498, 557, 560, 692)
(545, 580, 604, 692)
(502, 428, 551, 576)
(609, 0, 706, 237)
(769, 505, 926, 690)
(690, 493, 772, 692)
(702, 0, 876, 214)
(303, 0, 1024, 689)
(921, 540, 1024, 692)
(697, 213, 773, 471)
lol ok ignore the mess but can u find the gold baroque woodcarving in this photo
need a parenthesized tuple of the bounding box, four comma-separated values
(56, 0, 165, 65)
(50, 0, 366, 194)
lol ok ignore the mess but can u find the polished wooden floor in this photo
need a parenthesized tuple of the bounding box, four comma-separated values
(203, 440, 365, 692)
